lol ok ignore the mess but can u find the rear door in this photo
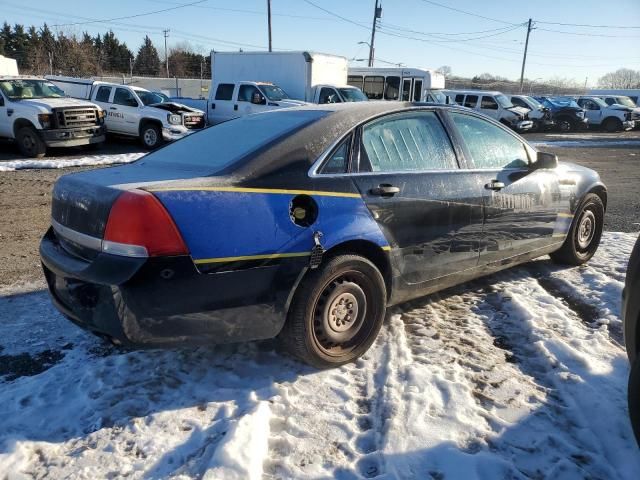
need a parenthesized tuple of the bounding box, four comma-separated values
(92, 85, 115, 130)
(447, 111, 562, 263)
(210, 83, 235, 124)
(350, 110, 484, 285)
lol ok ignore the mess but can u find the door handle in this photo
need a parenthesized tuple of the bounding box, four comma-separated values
(211, 103, 215, 109)
(109, 107, 117, 110)
(234, 105, 238, 111)
(484, 180, 505, 191)
(370, 184, 400, 197)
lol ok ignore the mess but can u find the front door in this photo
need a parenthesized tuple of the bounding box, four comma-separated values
(577, 98, 602, 125)
(448, 111, 562, 264)
(351, 110, 484, 287)
(0, 93, 11, 137)
(110, 87, 141, 135)
(237, 84, 270, 118)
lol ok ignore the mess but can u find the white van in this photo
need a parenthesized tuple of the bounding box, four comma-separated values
(443, 90, 533, 132)
(347, 67, 446, 103)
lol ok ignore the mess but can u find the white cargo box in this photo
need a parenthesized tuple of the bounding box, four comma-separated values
(0, 55, 19, 76)
(45, 75, 96, 99)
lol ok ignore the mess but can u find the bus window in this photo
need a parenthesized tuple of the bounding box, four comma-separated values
(384, 76, 400, 100)
(402, 79, 411, 101)
(413, 79, 423, 101)
(347, 75, 364, 90)
(363, 76, 384, 100)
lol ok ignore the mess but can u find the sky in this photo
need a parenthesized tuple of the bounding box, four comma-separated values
(2, 0, 640, 87)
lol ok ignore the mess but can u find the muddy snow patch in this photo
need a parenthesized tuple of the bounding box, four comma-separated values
(0, 152, 144, 171)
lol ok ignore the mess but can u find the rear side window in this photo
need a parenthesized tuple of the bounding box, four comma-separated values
(481, 96, 499, 110)
(384, 76, 400, 100)
(455, 94, 465, 104)
(450, 112, 528, 169)
(215, 83, 234, 100)
(361, 111, 456, 172)
(320, 137, 351, 174)
(464, 95, 478, 108)
(363, 76, 384, 100)
(95, 86, 111, 103)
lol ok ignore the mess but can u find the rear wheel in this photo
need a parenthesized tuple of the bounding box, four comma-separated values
(140, 123, 163, 150)
(550, 193, 604, 265)
(16, 126, 46, 158)
(603, 117, 622, 133)
(279, 255, 387, 368)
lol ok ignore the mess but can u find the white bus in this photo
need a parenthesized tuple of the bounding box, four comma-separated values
(347, 67, 446, 103)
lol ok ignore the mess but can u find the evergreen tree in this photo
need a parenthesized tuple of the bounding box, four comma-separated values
(133, 35, 160, 76)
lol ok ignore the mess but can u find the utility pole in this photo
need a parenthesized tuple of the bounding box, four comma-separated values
(163, 29, 170, 77)
(518, 18, 533, 93)
(48, 51, 53, 75)
(368, 0, 382, 67)
(584, 76, 588, 92)
(267, 0, 272, 52)
(129, 57, 133, 78)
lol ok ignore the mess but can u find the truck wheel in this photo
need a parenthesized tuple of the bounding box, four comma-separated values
(550, 193, 604, 266)
(557, 117, 575, 132)
(16, 126, 46, 158)
(603, 117, 622, 133)
(140, 123, 163, 150)
(279, 254, 387, 368)
(630, 356, 640, 448)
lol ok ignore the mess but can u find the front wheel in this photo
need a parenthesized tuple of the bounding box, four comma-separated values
(603, 117, 622, 133)
(279, 254, 387, 368)
(557, 117, 575, 133)
(550, 193, 604, 265)
(140, 123, 163, 150)
(16, 126, 46, 158)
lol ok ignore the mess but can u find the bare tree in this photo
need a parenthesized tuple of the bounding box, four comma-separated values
(436, 65, 451, 78)
(598, 68, 640, 89)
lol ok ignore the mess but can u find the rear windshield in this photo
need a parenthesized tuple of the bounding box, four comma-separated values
(139, 110, 328, 172)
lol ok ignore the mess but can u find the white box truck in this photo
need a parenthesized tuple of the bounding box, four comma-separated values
(0, 55, 106, 158)
(208, 51, 367, 124)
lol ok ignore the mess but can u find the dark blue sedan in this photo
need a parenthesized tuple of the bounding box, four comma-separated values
(41, 102, 606, 367)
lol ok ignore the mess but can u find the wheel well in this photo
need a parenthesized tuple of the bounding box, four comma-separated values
(324, 240, 393, 300)
(603, 116, 622, 125)
(588, 185, 608, 210)
(139, 118, 162, 135)
(13, 118, 37, 137)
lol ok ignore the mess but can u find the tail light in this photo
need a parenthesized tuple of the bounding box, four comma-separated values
(103, 189, 188, 257)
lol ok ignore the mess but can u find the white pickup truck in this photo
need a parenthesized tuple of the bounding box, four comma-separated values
(575, 96, 635, 132)
(0, 56, 105, 158)
(47, 77, 206, 149)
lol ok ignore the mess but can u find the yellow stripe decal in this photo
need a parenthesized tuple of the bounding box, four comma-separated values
(194, 251, 311, 265)
(149, 186, 361, 198)
(382, 246, 392, 251)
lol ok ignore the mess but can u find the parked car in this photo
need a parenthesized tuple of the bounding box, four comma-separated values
(594, 95, 640, 129)
(589, 89, 640, 104)
(47, 77, 206, 149)
(443, 90, 534, 132)
(40, 102, 606, 368)
(0, 56, 105, 158)
(574, 96, 635, 132)
(623, 234, 640, 447)
(509, 95, 555, 131)
(533, 96, 589, 132)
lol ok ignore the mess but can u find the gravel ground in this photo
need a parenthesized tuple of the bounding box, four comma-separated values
(0, 130, 638, 288)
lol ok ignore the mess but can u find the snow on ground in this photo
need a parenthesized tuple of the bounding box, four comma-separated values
(0, 232, 639, 479)
(0, 152, 144, 172)
(530, 139, 640, 148)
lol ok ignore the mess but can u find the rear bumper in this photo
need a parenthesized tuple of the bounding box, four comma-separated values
(40, 227, 305, 346)
(41, 125, 106, 147)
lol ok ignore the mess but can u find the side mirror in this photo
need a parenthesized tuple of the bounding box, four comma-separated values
(534, 151, 558, 169)
(251, 92, 266, 105)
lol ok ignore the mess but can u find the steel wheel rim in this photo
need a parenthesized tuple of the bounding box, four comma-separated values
(576, 210, 596, 250)
(144, 128, 157, 146)
(22, 133, 36, 153)
(313, 273, 369, 356)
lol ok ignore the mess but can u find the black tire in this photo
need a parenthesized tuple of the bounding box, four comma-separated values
(556, 117, 575, 133)
(16, 126, 46, 158)
(603, 117, 622, 133)
(279, 254, 387, 368)
(84, 142, 102, 152)
(550, 193, 604, 265)
(630, 357, 640, 448)
(140, 123, 163, 150)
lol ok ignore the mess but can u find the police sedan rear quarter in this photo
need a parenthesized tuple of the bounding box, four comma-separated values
(41, 102, 607, 368)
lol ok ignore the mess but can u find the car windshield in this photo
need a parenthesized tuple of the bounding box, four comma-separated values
(137, 90, 167, 106)
(0, 79, 64, 100)
(425, 90, 449, 104)
(496, 94, 514, 108)
(139, 110, 328, 172)
(526, 96, 544, 109)
(338, 87, 368, 102)
(260, 85, 289, 101)
(614, 96, 636, 107)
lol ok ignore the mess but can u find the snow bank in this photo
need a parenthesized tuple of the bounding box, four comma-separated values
(0, 152, 144, 171)
(530, 139, 640, 148)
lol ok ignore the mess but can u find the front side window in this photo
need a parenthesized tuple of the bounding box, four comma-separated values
(95, 86, 112, 103)
(451, 112, 529, 169)
(347, 75, 364, 90)
(384, 76, 400, 100)
(464, 95, 478, 108)
(318, 87, 341, 104)
(361, 111, 456, 172)
(113, 88, 138, 107)
(215, 83, 235, 101)
(238, 85, 260, 102)
(363, 76, 384, 100)
(413, 80, 423, 101)
(511, 97, 527, 108)
(481, 96, 499, 110)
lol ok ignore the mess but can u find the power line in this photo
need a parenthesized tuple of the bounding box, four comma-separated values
(536, 27, 640, 38)
(535, 20, 640, 29)
(50, 0, 208, 28)
(379, 22, 526, 43)
(415, 0, 517, 25)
